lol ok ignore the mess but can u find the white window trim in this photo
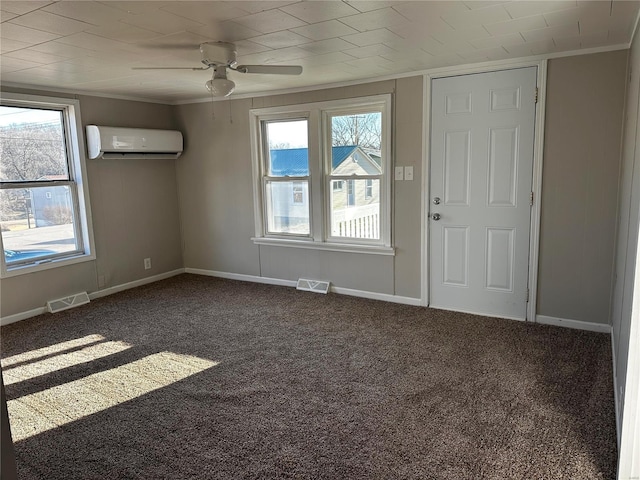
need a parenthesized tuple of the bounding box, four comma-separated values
(0, 93, 96, 278)
(249, 94, 393, 255)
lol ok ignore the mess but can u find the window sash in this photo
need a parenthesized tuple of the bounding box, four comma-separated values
(0, 181, 84, 266)
(0, 105, 72, 183)
(262, 177, 311, 237)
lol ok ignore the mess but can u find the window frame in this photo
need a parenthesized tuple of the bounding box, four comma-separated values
(250, 95, 393, 255)
(259, 115, 312, 238)
(0, 93, 96, 277)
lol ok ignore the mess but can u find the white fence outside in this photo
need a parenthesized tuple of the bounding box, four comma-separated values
(332, 203, 379, 239)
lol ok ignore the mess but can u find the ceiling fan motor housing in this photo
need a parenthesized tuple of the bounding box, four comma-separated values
(200, 42, 237, 68)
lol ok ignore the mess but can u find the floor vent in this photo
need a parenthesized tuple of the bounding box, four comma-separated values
(47, 292, 90, 313)
(296, 278, 330, 294)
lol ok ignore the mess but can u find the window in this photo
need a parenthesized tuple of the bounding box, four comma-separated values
(250, 95, 392, 253)
(0, 94, 94, 275)
(292, 182, 304, 204)
(365, 179, 373, 199)
(347, 180, 355, 207)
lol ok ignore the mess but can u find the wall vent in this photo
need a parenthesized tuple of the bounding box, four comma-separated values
(47, 292, 90, 313)
(296, 278, 330, 294)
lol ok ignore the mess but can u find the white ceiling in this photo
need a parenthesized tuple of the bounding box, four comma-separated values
(1, 1, 638, 103)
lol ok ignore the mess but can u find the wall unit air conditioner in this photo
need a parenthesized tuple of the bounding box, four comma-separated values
(86, 125, 183, 160)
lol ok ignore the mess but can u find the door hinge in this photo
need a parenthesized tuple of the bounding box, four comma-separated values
(535, 87, 539, 103)
(530, 191, 534, 206)
(526, 288, 530, 302)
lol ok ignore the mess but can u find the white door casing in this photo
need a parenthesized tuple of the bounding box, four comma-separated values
(429, 67, 537, 320)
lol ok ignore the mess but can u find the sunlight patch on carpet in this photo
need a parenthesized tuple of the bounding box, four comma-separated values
(1, 334, 106, 368)
(2, 341, 132, 386)
(7, 352, 219, 442)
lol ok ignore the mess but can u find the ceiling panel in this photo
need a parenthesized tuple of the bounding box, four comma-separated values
(41, 1, 127, 25)
(279, 1, 360, 23)
(0, 0, 637, 103)
(291, 19, 359, 41)
(1, 1, 54, 15)
(9, 10, 93, 36)
(1, 22, 61, 44)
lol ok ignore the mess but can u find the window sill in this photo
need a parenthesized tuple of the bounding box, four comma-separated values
(251, 237, 395, 256)
(2, 252, 96, 278)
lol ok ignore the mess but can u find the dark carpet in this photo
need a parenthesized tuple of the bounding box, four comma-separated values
(0, 274, 617, 479)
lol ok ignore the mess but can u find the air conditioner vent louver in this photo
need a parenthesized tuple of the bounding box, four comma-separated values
(296, 278, 330, 294)
(47, 292, 90, 313)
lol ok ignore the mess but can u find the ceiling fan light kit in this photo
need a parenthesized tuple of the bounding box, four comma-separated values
(206, 66, 235, 97)
(132, 42, 303, 97)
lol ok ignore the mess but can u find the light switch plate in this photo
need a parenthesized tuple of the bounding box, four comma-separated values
(395, 166, 404, 181)
(405, 166, 414, 181)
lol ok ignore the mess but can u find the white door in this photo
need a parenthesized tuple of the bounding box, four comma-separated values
(429, 67, 537, 320)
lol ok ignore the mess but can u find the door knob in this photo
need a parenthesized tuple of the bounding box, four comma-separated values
(433, 197, 441, 205)
(432, 213, 441, 221)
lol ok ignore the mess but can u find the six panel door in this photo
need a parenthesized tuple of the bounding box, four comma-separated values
(429, 67, 537, 320)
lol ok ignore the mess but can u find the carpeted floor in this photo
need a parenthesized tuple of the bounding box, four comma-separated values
(1, 274, 617, 479)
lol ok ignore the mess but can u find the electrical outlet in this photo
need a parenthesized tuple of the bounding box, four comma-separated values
(405, 166, 414, 181)
(395, 166, 404, 181)
(144, 258, 151, 270)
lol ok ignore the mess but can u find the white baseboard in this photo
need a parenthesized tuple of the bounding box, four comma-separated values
(0, 306, 48, 326)
(185, 268, 297, 287)
(89, 269, 185, 300)
(185, 268, 422, 306)
(430, 304, 526, 322)
(536, 315, 612, 333)
(331, 286, 421, 306)
(0, 269, 185, 326)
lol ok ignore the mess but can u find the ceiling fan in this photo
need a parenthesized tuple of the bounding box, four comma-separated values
(133, 42, 303, 97)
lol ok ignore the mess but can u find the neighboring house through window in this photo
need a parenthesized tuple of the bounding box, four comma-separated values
(347, 180, 355, 207)
(292, 182, 304, 204)
(0, 93, 94, 276)
(250, 95, 391, 252)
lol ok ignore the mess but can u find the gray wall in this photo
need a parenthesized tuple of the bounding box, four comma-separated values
(537, 51, 628, 325)
(612, 30, 640, 425)
(0, 51, 631, 329)
(0, 89, 182, 318)
(175, 78, 424, 299)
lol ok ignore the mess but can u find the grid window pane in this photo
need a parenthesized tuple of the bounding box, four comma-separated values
(266, 120, 308, 177)
(265, 181, 310, 235)
(330, 179, 380, 240)
(330, 112, 382, 176)
(0, 106, 69, 182)
(1, 186, 80, 264)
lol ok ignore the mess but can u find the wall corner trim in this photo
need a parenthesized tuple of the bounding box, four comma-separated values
(185, 268, 422, 306)
(536, 314, 612, 333)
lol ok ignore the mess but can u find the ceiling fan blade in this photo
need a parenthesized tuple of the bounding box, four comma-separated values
(235, 65, 303, 75)
(132, 66, 210, 71)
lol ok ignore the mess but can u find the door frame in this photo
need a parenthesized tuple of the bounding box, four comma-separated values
(420, 59, 548, 322)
